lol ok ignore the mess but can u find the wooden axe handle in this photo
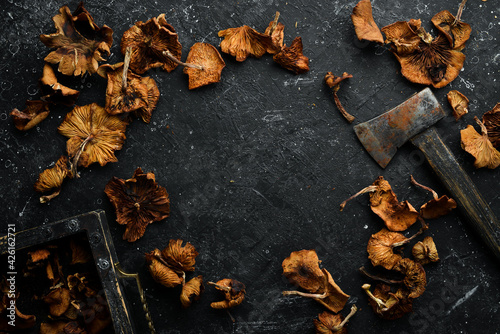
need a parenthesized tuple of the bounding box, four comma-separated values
(411, 127, 500, 262)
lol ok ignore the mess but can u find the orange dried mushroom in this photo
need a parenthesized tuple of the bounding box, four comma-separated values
(105, 168, 170, 242)
(324, 72, 355, 123)
(180, 276, 204, 308)
(40, 3, 113, 76)
(314, 305, 357, 334)
(10, 100, 50, 131)
(273, 37, 310, 74)
(161, 239, 198, 272)
(40, 63, 80, 106)
(183, 43, 226, 90)
(282, 249, 325, 292)
(447, 90, 469, 120)
(382, 20, 422, 55)
(431, 1, 471, 49)
(145, 249, 184, 288)
(265, 12, 285, 53)
(218, 25, 274, 61)
(412, 236, 439, 265)
(483, 103, 500, 148)
(394, 258, 427, 299)
(121, 14, 182, 74)
(461, 117, 500, 169)
(362, 283, 413, 320)
(34, 155, 72, 203)
(410, 175, 457, 219)
(209, 279, 246, 309)
(43, 287, 71, 317)
(351, 0, 384, 44)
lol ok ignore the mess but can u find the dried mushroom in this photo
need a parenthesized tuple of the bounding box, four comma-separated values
(265, 12, 285, 52)
(324, 72, 355, 123)
(431, 0, 471, 49)
(43, 287, 71, 317)
(351, 0, 384, 44)
(273, 37, 310, 74)
(340, 176, 419, 231)
(180, 276, 204, 308)
(410, 175, 457, 219)
(121, 14, 182, 74)
(58, 103, 128, 176)
(314, 305, 357, 334)
(34, 155, 72, 203)
(218, 25, 274, 61)
(40, 63, 80, 106)
(460, 116, 500, 169)
(482, 103, 500, 148)
(40, 3, 113, 76)
(10, 100, 50, 131)
(412, 236, 439, 265)
(161, 239, 199, 272)
(105, 168, 170, 242)
(70, 239, 92, 265)
(209, 279, 246, 309)
(394, 258, 427, 299)
(145, 249, 184, 288)
(97, 47, 160, 123)
(362, 283, 413, 320)
(447, 90, 469, 120)
(183, 43, 226, 90)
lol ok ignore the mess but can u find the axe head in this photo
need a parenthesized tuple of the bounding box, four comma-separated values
(354, 88, 446, 168)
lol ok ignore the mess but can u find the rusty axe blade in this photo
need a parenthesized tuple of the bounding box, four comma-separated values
(354, 88, 500, 262)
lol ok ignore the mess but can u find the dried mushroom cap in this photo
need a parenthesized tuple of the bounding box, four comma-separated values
(351, 0, 384, 44)
(483, 103, 500, 148)
(183, 43, 226, 90)
(394, 258, 427, 299)
(410, 175, 457, 219)
(218, 25, 274, 61)
(145, 249, 184, 287)
(314, 305, 357, 334)
(209, 279, 246, 309)
(461, 117, 500, 169)
(180, 276, 204, 308)
(40, 63, 80, 106)
(363, 283, 413, 320)
(29, 248, 51, 262)
(34, 155, 72, 203)
(265, 12, 285, 52)
(273, 37, 310, 74)
(105, 168, 170, 242)
(282, 249, 325, 293)
(431, 9, 471, 49)
(382, 21, 422, 55)
(121, 14, 182, 74)
(412, 236, 439, 265)
(367, 228, 408, 270)
(161, 239, 198, 272)
(43, 287, 71, 317)
(316, 269, 350, 314)
(58, 103, 127, 174)
(447, 90, 469, 120)
(11, 100, 50, 131)
(40, 3, 113, 76)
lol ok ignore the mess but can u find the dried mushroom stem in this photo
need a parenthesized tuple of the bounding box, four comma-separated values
(282, 290, 328, 299)
(359, 266, 403, 285)
(122, 46, 132, 90)
(339, 185, 378, 210)
(333, 93, 355, 123)
(391, 227, 424, 247)
(268, 11, 281, 35)
(362, 284, 387, 309)
(453, 0, 468, 25)
(474, 116, 488, 136)
(208, 281, 232, 292)
(227, 310, 236, 323)
(410, 175, 438, 200)
(40, 190, 62, 204)
(162, 50, 203, 70)
(333, 305, 358, 331)
(72, 135, 93, 178)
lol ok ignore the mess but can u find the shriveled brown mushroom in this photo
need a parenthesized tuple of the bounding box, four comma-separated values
(273, 37, 310, 74)
(180, 276, 204, 308)
(209, 279, 246, 309)
(145, 249, 184, 288)
(43, 287, 71, 317)
(447, 90, 469, 120)
(105, 168, 170, 242)
(394, 258, 427, 299)
(40, 63, 80, 106)
(412, 236, 439, 265)
(482, 103, 500, 148)
(351, 0, 384, 44)
(40, 3, 113, 76)
(10, 100, 50, 131)
(314, 305, 358, 334)
(410, 175, 457, 219)
(461, 116, 500, 169)
(431, 0, 471, 49)
(362, 283, 413, 320)
(183, 43, 226, 90)
(34, 155, 73, 203)
(265, 12, 285, 52)
(324, 72, 355, 123)
(161, 239, 198, 272)
(218, 25, 275, 61)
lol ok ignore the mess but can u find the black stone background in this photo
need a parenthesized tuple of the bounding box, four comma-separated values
(0, 0, 499, 333)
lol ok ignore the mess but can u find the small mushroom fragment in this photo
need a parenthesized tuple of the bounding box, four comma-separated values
(43, 287, 71, 317)
(34, 155, 73, 203)
(482, 103, 500, 148)
(324, 72, 355, 123)
(183, 43, 226, 89)
(273, 37, 310, 74)
(58, 103, 128, 177)
(447, 90, 469, 120)
(40, 3, 113, 76)
(362, 283, 413, 320)
(460, 116, 500, 169)
(121, 14, 182, 74)
(10, 100, 50, 131)
(351, 0, 384, 44)
(314, 305, 357, 334)
(105, 168, 170, 242)
(431, 0, 471, 49)
(410, 175, 457, 219)
(394, 258, 427, 299)
(265, 12, 285, 52)
(218, 25, 274, 61)
(340, 176, 419, 231)
(209, 279, 246, 309)
(40, 63, 80, 106)
(412, 236, 439, 265)
(161, 239, 199, 272)
(145, 249, 184, 288)
(180, 276, 204, 308)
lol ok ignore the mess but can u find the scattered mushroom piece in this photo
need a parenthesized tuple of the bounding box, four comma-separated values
(410, 175, 457, 219)
(362, 283, 413, 320)
(382, 20, 422, 55)
(431, 0, 471, 49)
(351, 0, 384, 44)
(324, 72, 355, 123)
(209, 279, 246, 309)
(161, 239, 199, 272)
(183, 42, 226, 90)
(315, 269, 351, 314)
(43, 287, 71, 317)
(105, 168, 170, 242)
(218, 25, 274, 61)
(265, 11, 285, 53)
(145, 249, 184, 287)
(121, 14, 182, 74)
(10, 100, 50, 131)
(282, 249, 325, 293)
(447, 90, 469, 120)
(394, 258, 427, 299)
(412, 236, 439, 265)
(34, 155, 72, 203)
(180, 276, 204, 308)
(482, 103, 500, 148)
(460, 116, 500, 169)
(273, 37, 310, 74)
(40, 3, 113, 76)
(40, 63, 80, 106)
(314, 305, 357, 334)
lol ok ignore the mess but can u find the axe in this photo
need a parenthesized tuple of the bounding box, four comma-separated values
(354, 88, 500, 261)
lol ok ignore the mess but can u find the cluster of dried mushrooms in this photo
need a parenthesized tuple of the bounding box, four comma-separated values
(341, 175, 457, 319)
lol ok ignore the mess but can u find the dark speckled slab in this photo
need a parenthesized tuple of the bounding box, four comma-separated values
(0, 0, 499, 333)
